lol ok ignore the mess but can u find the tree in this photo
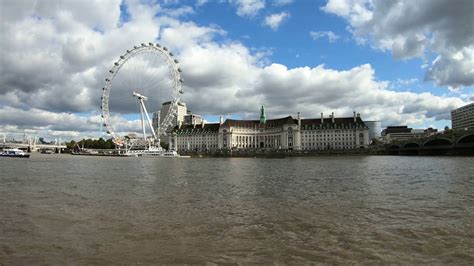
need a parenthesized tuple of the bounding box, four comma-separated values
(160, 141, 169, 150)
(66, 140, 76, 149)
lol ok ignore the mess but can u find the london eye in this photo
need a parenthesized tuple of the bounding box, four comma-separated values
(100, 43, 183, 146)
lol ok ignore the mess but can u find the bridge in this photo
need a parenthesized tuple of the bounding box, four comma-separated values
(2, 142, 67, 153)
(386, 132, 474, 155)
(1, 132, 66, 153)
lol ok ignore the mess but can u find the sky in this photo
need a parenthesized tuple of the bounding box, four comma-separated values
(0, 0, 473, 140)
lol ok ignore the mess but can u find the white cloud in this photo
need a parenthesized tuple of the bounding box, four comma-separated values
(273, 0, 294, 6)
(396, 78, 418, 86)
(196, 0, 209, 6)
(310, 31, 340, 42)
(0, 0, 468, 139)
(264, 12, 290, 31)
(321, 0, 474, 88)
(232, 0, 265, 17)
(159, 5, 195, 17)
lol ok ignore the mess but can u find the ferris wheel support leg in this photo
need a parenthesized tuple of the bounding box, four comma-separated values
(139, 102, 146, 141)
(139, 100, 157, 140)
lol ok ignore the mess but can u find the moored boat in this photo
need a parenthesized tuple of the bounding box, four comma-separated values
(1, 148, 30, 158)
(124, 146, 182, 157)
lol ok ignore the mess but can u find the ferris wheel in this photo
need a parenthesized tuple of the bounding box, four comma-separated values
(100, 43, 183, 145)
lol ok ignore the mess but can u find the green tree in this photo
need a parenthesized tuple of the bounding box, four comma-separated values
(160, 141, 169, 150)
(66, 140, 76, 149)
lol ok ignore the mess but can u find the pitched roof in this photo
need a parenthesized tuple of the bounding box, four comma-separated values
(173, 123, 220, 133)
(222, 116, 297, 128)
(301, 117, 367, 128)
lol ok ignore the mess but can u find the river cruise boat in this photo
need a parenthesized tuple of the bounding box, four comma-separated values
(1, 148, 30, 158)
(124, 146, 183, 157)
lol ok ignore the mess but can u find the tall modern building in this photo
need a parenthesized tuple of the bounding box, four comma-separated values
(152, 111, 161, 133)
(160, 101, 187, 129)
(365, 121, 381, 140)
(184, 113, 203, 125)
(451, 103, 474, 130)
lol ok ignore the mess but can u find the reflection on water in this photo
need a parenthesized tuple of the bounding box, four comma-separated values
(1, 155, 473, 264)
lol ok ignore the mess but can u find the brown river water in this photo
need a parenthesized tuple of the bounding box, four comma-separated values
(1, 154, 473, 264)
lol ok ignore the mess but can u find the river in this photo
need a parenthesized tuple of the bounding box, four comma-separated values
(1, 155, 473, 264)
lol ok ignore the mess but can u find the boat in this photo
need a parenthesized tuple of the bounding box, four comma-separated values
(124, 146, 182, 157)
(1, 148, 30, 158)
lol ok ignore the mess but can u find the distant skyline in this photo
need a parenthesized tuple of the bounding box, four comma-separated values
(0, 0, 473, 139)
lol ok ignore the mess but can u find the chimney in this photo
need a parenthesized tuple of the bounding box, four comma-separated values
(219, 115, 224, 125)
(357, 113, 360, 118)
(321, 112, 324, 124)
(297, 112, 301, 127)
(331, 112, 335, 123)
(353, 111, 356, 122)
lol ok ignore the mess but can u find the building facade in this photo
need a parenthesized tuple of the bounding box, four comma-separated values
(158, 101, 187, 131)
(184, 113, 203, 125)
(451, 103, 474, 130)
(382, 126, 438, 143)
(365, 121, 382, 140)
(171, 107, 370, 152)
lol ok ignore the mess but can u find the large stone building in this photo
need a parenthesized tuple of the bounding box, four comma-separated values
(451, 103, 474, 130)
(170, 106, 370, 151)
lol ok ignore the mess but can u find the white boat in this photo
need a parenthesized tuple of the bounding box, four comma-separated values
(1, 148, 30, 158)
(124, 146, 182, 157)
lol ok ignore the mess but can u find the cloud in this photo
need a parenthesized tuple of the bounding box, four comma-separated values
(310, 31, 340, 42)
(273, 0, 294, 6)
(396, 78, 418, 86)
(0, 106, 144, 139)
(159, 5, 195, 17)
(232, 0, 265, 17)
(321, 0, 474, 88)
(264, 12, 290, 30)
(0, 0, 468, 139)
(196, 0, 209, 6)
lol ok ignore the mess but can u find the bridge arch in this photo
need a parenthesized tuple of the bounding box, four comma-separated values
(456, 133, 474, 145)
(422, 138, 453, 147)
(388, 144, 401, 150)
(402, 142, 420, 149)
